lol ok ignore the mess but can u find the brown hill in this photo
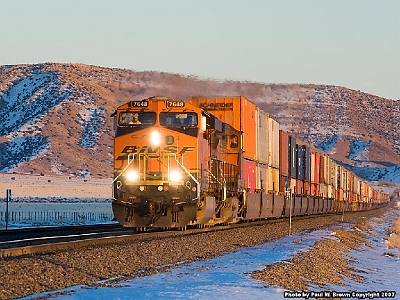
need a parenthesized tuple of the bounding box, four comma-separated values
(0, 63, 399, 187)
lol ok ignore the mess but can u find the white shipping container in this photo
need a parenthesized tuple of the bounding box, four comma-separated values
(354, 177, 361, 195)
(327, 184, 334, 199)
(319, 183, 325, 198)
(265, 166, 280, 193)
(330, 159, 336, 187)
(322, 154, 329, 184)
(256, 163, 267, 191)
(256, 108, 268, 164)
(272, 167, 280, 194)
(310, 152, 316, 184)
(267, 116, 280, 168)
(345, 170, 349, 192)
(289, 177, 296, 195)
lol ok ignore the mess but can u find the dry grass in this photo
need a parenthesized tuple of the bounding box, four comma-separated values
(387, 212, 400, 249)
(252, 219, 372, 291)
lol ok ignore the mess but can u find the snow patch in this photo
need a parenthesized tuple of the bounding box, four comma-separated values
(0, 65, 108, 171)
(77, 107, 106, 149)
(348, 140, 370, 160)
(0, 72, 74, 135)
(0, 136, 50, 171)
(347, 164, 400, 184)
(316, 134, 339, 152)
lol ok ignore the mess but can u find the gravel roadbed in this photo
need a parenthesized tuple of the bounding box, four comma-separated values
(251, 218, 371, 292)
(0, 208, 388, 299)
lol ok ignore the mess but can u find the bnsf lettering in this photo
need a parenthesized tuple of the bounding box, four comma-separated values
(121, 145, 161, 154)
(179, 146, 195, 155)
(117, 145, 195, 160)
(121, 146, 138, 153)
(199, 102, 233, 111)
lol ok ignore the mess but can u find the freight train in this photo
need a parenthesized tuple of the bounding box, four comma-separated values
(111, 96, 389, 230)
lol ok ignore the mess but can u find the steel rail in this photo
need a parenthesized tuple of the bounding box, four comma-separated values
(0, 224, 124, 242)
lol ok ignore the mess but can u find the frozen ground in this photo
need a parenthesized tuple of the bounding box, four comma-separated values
(22, 207, 400, 300)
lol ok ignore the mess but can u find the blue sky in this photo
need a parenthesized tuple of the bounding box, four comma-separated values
(1, 0, 399, 100)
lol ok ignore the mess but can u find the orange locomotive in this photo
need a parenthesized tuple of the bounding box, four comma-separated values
(112, 96, 242, 229)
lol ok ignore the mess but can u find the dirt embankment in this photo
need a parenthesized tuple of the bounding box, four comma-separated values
(387, 210, 400, 249)
(251, 203, 399, 297)
(251, 220, 371, 292)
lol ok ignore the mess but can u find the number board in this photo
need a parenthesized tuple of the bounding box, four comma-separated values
(166, 101, 185, 108)
(131, 100, 149, 107)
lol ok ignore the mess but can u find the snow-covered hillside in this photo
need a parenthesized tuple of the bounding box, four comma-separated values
(0, 63, 399, 187)
(0, 64, 109, 175)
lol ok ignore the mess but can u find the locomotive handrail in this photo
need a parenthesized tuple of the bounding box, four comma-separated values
(208, 171, 227, 201)
(209, 171, 222, 187)
(172, 153, 200, 200)
(112, 153, 137, 184)
(223, 178, 227, 202)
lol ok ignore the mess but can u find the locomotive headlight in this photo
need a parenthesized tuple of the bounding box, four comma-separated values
(125, 170, 139, 182)
(150, 131, 161, 146)
(169, 170, 181, 182)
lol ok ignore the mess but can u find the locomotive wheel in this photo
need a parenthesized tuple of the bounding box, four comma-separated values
(134, 227, 147, 232)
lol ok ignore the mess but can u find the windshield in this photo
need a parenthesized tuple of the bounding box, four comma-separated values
(119, 112, 156, 126)
(159, 112, 198, 127)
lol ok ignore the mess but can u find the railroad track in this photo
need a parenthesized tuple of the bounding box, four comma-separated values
(0, 222, 231, 258)
(0, 228, 132, 251)
(0, 210, 383, 259)
(0, 223, 124, 242)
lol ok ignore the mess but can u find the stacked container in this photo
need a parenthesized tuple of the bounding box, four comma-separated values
(267, 167, 280, 193)
(267, 116, 280, 168)
(289, 136, 297, 178)
(310, 152, 321, 197)
(267, 115, 280, 194)
(244, 159, 257, 191)
(279, 130, 289, 194)
(329, 158, 336, 199)
(190, 96, 257, 161)
(256, 108, 268, 164)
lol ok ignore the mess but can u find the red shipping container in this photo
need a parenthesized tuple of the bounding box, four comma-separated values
(336, 188, 343, 202)
(310, 183, 317, 196)
(244, 159, 256, 192)
(319, 154, 325, 183)
(279, 130, 289, 176)
(296, 179, 304, 195)
(304, 181, 310, 196)
(315, 183, 320, 197)
(314, 152, 321, 183)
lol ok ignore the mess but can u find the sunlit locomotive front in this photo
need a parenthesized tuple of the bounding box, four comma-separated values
(112, 97, 210, 229)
